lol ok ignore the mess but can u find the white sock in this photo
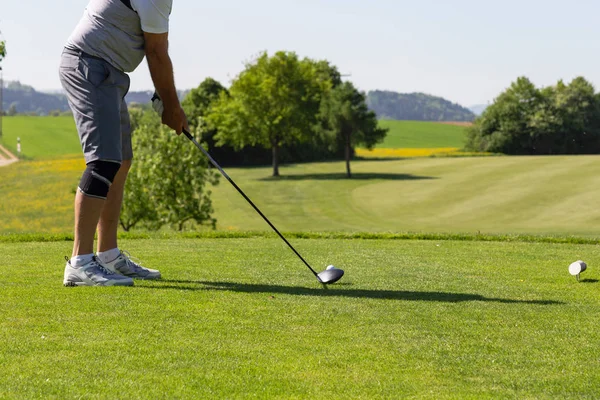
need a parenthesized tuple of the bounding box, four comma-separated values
(97, 248, 121, 264)
(71, 254, 94, 267)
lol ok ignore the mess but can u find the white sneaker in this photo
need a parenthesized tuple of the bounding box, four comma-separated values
(99, 251, 161, 280)
(63, 256, 134, 287)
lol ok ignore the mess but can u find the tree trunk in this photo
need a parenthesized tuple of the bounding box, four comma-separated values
(119, 221, 130, 232)
(345, 132, 352, 178)
(272, 143, 280, 177)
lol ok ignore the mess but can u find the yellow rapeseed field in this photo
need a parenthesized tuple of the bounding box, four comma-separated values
(355, 147, 473, 158)
(0, 157, 83, 233)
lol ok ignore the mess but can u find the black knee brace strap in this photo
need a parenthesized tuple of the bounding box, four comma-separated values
(79, 160, 121, 199)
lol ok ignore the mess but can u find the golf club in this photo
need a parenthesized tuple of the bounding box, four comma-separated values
(179, 127, 344, 286)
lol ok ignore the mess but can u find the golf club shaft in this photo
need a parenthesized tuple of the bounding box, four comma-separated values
(182, 129, 321, 278)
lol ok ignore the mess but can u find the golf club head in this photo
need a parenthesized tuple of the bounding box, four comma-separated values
(317, 267, 345, 285)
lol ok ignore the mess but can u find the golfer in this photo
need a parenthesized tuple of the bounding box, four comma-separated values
(59, 0, 188, 286)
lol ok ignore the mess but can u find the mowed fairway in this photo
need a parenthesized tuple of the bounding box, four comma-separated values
(209, 156, 600, 236)
(1, 238, 598, 398)
(3, 155, 600, 236)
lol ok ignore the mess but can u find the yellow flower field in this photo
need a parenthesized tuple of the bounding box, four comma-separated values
(355, 147, 492, 158)
(0, 157, 83, 233)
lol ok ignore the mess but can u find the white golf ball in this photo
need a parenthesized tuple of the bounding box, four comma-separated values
(326, 265, 336, 271)
(569, 260, 587, 276)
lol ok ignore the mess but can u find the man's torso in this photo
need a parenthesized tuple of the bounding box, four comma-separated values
(66, 0, 171, 73)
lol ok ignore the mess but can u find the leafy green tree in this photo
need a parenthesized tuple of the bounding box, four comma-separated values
(314, 60, 342, 88)
(119, 109, 161, 231)
(319, 82, 388, 177)
(547, 77, 600, 153)
(466, 76, 600, 155)
(207, 51, 330, 176)
(120, 164, 161, 231)
(181, 78, 236, 163)
(466, 77, 541, 153)
(0, 39, 6, 63)
(182, 78, 227, 129)
(120, 109, 219, 231)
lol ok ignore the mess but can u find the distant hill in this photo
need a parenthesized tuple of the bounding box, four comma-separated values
(2, 82, 70, 115)
(125, 89, 190, 105)
(1, 81, 188, 115)
(125, 90, 155, 105)
(367, 91, 476, 122)
(469, 104, 488, 116)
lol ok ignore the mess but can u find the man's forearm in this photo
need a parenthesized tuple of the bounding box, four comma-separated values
(146, 51, 180, 111)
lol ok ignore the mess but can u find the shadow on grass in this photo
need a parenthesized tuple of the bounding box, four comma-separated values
(580, 279, 599, 284)
(143, 280, 562, 305)
(258, 173, 436, 181)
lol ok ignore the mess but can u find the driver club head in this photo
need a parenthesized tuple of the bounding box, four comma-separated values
(317, 266, 345, 285)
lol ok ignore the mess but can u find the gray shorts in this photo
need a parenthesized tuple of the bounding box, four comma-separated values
(59, 49, 133, 163)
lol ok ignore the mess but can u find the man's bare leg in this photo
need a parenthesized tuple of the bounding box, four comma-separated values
(72, 191, 105, 257)
(97, 159, 131, 253)
(65, 184, 134, 287)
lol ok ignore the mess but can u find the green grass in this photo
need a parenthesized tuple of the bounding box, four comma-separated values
(3, 230, 600, 245)
(377, 120, 468, 148)
(5, 155, 600, 236)
(0, 116, 81, 159)
(2, 118, 599, 398)
(0, 117, 467, 158)
(1, 237, 598, 398)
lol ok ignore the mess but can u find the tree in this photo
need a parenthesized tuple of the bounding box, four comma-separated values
(207, 51, 330, 176)
(182, 78, 227, 129)
(466, 76, 600, 155)
(318, 82, 388, 177)
(466, 77, 542, 153)
(119, 109, 161, 231)
(7, 104, 17, 116)
(0, 39, 6, 63)
(181, 78, 235, 163)
(314, 60, 343, 88)
(120, 108, 220, 231)
(548, 77, 600, 153)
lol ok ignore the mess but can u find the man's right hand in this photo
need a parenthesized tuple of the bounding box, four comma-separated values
(162, 105, 189, 135)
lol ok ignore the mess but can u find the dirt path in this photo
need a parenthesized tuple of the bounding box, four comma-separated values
(0, 143, 18, 167)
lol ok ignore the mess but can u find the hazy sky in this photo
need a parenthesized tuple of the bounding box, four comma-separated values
(1, 0, 599, 106)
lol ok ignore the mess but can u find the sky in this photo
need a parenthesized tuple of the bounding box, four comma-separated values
(1, 0, 599, 107)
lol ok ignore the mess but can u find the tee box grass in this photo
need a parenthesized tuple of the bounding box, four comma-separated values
(0, 237, 598, 398)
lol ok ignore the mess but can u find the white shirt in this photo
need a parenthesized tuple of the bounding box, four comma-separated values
(131, 0, 172, 34)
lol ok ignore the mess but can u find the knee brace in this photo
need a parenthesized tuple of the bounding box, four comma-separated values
(78, 160, 121, 199)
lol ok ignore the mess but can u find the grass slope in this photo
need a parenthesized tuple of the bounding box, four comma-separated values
(0, 116, 80, 159)
(377, 120, 467, 149)
(0, 238, 598, 398)
(209, 156, 600, 236)
(3, 156, 600, 236)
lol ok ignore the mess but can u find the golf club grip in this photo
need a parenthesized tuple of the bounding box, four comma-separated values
(182, 129, 320, 278)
